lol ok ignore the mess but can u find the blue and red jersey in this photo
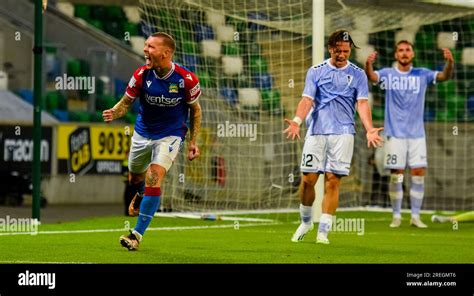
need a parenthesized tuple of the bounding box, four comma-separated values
(125, 63, 201, 140)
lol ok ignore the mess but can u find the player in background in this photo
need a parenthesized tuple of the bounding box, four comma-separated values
(365, 41, 453, 228)
(284, 30, 384, 244)
(103, 32, 202, 250)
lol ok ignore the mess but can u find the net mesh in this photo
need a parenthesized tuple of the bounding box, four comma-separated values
(138, 0, 474, 212)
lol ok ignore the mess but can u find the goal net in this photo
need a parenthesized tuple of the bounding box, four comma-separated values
(137, 0, 474, 212)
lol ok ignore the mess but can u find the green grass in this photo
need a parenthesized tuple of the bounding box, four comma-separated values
(0, 211, 472, 264)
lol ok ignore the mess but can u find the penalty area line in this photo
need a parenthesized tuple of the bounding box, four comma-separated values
(0, 222, 281, 236)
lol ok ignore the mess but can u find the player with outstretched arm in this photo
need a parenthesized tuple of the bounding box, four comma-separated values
(284, 30, 384, 244)
(365, 41, 453, 228)
(103, 32, 202, 250)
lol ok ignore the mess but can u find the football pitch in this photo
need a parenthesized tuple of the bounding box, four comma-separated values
(0, 211, 472, 264)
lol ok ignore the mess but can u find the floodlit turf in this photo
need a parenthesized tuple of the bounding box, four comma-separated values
(0, 212, 472, 263)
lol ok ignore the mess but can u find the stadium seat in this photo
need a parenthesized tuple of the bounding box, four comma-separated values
(194, 71, 212, 88)
(45, 53, 61, 82)
(195, 24, 215, 42)
(139, 21, 155, 37)
(90, 5, 107, 20)
(57, 3, 74, 18)
(52, 109, 69, 122)
(67, 59, 82, 77)
(437, 32, 456, 49)
(222, 56, 243, 75)
(246, 43, 262, 55)
(222, 42, 240, 56)
(74, 4, 90, 19)
(467, 94, 474, 114)
(424, 107, 436, 122)
(69, 111, 91, 122)
(114, 79, 127, 98)
(252, 73, 273, 90)
(96, 95, 116, 111)
(130, 36, 146, 55)
(88, 19, 104, 31)
(249, 55, 268, 74)
(220, 87, 238, 105)
(0, 71, 8, 90)
(415, 32, 435, 50)
(90, 111, 103, 122)
(206, 10, 226, 28)
(103, 21, 124, 39)
(446, 95, 465, 112)
(105, 6, 124, 21)
(123, 6, 141, 23)
(261, 89, 281, 111)
(16, 89, 34, 105)
(372, 106, 384, 121)
(437, 81, 456, 98)
(238, 88, 260, 107)
(201, 40, 221, 58)
(216, 25, 235, 42)
(45, 92, 59, 111)
(461, 48, 474, 65)
(124, 113, 137, 124)
(57, 92, 68, 111)
(247, 12, 269, 30)
(182, 40, 199, 54)
(96, 76, 113, 97)
(435, 109, 456, 122)
(178, 54, 200, 72)
(123, 22, 140, 36)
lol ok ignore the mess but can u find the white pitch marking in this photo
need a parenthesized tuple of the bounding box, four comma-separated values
(0, 222, 280, 236)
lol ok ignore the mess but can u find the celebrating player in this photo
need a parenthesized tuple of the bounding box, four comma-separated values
(365, 41, 454, 228)
(103, 32, 202, 250)
(284, 30, 384, 244)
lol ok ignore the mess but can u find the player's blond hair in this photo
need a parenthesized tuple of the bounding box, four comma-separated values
(151, 32, 176, 54)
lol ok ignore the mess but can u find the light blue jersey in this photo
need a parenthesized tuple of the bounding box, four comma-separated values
(375, 66, 437, 138)
(302, 59, 369, 135)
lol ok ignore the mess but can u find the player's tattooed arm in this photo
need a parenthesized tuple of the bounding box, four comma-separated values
(102, 95, 134, 123)
(188, 102, 201, 161)
(436, 48, 454, 82)
(189, 102, 202, 144)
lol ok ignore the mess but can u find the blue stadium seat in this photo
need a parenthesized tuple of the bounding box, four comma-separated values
(220, 87, 238, 105)
(52, 109, 69, 122)
(247, 12, 269, 30)
(194, 24, 214, 42)
(424, 107, 436, 122)
(114, 78, 127, 98)
(16, 89, 34, 105)
(140, 21, 155, 37)
(252, 73, 273, 90)
(177, 54, 200, 72)
(467, 94, 474, 115)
